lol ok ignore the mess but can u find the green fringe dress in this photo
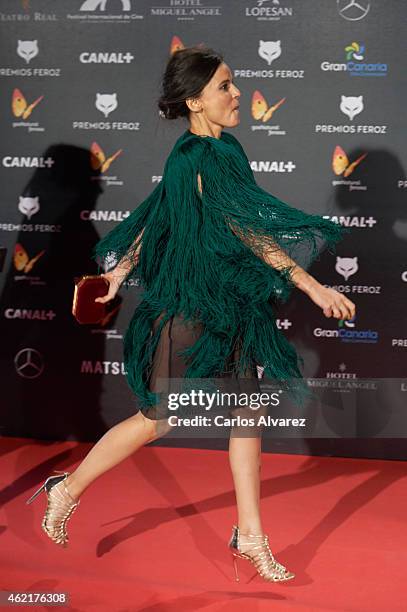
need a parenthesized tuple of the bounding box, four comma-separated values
(93, 129, 347, 419)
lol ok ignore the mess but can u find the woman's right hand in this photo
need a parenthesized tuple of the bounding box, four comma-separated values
(94, 270, 127, 304)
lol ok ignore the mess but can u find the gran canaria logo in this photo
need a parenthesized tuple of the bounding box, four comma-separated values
(321, 42, 388, 77)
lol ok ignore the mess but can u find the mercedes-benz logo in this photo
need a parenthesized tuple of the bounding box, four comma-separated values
(14, 348, 44, 379)
(337, 0, 370, 21)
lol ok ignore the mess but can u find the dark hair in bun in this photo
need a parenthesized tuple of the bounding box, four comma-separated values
(158, 46, 224, 121)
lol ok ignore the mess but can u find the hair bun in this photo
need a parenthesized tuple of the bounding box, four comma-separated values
(157, 46, 223, 121)
(158, 99, 171, 119)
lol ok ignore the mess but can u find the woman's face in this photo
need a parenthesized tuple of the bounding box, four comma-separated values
(189, 62, 241, 129)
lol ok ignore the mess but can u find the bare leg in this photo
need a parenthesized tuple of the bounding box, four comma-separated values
(64, 311, 188, 501)
(228, 428, 295, 580)
(226, 347, 265, 543)
(227, 363, 267, 551)
(64, 411, 171, 500)
(228, 433, 263, 537)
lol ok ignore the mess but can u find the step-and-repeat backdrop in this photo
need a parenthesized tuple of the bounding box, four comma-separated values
(0, 1, 406, 458)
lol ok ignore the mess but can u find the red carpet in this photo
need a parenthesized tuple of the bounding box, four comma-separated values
(0, 436, 406, 611)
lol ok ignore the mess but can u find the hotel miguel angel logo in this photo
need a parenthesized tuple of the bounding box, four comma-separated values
(251, 90, 286, 123)
(90, 142, 123, 173)
(332, 146, 367, 177)
(12, 88, 44, 119)
(14, 243, 45, 274)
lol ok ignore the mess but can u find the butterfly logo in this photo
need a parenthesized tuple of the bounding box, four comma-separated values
(251, 90, 286, 123)
(100, 303, 122, 327)
(12, 88, 44, 119)
(14, 243, 45, 273)
(332, 145, 367, 177)
(170, 36, 206, 55)
(170, 35, 185, 54)
(90, 142, 123, 173)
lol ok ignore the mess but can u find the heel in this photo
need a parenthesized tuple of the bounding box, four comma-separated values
(231, 553, 240, 582)
(26, 483, 46, 505)
(228, 524, 295, 583)
(25, 471, 68, 505)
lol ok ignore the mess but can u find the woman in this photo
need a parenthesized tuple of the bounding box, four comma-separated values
(26, 47, 355, 584)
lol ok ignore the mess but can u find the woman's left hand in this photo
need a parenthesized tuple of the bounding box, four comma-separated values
(307, 282, 356, 320)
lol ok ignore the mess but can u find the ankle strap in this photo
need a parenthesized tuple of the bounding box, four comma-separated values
(234, 525, 266, 539)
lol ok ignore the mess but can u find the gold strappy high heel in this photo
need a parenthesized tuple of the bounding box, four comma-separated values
(26, 470, 80, 548)
(229, 524, 295, 583)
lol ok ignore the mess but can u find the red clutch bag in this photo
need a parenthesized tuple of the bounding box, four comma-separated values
(72, 275, 110, 324)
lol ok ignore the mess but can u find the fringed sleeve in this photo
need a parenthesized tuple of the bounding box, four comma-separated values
(197, 132, 350, 304)
(91, 181, 165, 283)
